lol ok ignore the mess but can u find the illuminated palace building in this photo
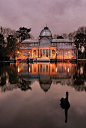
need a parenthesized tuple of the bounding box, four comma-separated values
(18, 26, 78, 62)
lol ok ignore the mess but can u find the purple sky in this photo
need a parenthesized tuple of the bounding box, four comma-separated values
(0, 0, 86, 37)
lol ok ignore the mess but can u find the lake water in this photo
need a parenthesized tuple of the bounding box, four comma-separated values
(0, 62, 86, 128)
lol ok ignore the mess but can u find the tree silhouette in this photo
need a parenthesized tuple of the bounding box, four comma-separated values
(74, 33, 86, 58)
(74, 33, 86, 49)
(0, 34, 6, 60)
(17, 27, 31, 42)
(0, 34, 5, 47)
(5, 35, 22, 60)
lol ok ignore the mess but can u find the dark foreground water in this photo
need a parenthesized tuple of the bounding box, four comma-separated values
(0, 62, 86, 128)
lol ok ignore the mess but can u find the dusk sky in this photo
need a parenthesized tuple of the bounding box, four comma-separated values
(0, 0, 86, 37)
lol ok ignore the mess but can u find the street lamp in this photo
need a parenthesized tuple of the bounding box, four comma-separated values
(17, 51, 20, 54)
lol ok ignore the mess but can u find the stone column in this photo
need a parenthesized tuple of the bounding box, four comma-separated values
(39, 49, 40, 57)
(48, 49, 50, 58)
(32, 49, 33, 58)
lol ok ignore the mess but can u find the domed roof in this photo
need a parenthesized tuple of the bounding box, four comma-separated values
(39, 75, 52, 92)
(40, 83, 51, 92)
(40, 26, 52, 37)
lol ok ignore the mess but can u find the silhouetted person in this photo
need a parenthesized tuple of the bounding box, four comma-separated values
(60, 91, 70, 123)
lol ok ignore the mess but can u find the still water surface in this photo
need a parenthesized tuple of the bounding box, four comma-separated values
(0, 62, 86, 128)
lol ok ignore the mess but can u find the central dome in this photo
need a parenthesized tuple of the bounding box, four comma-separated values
(40, 26, 52, 37)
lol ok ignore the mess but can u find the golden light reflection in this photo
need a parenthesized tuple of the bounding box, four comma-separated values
(15, 62, 76, 76)
(18, 66, 20, 73)
(56, 67, 57, 72)
(29, 62, 76, 75)
(17, 51, 19, 54)
(17, 66, 23, 73)
(68, 68, 69, 73)
(69, 56, 71, 59)
(29, 67, 30, 72)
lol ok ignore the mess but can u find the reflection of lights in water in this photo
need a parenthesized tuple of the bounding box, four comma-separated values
(29, 67, 30, 72)
(80, 67, 83, 74)
(29, 63, 76, 75)
(84, 81, 86, 86)
(18, 66, 20, 73)
(68, 68, 69, 73)
(6, 78, 9, 84)
(56, 67, 57, 72)
(17, 66, 23, 73)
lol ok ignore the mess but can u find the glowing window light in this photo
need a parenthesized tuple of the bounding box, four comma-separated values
(65, 66, 66, 70)
(68, 68, 69, 73)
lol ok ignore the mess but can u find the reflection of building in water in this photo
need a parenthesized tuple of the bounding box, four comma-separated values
(17, 26, 78, 62)
(29, 62, 77, 86)
(29, 62, 77, 76)
(15, 62, 77, 92)
(80, 66, 83, 74)
(30, 63, 56, 75)
(1, 63, 86, 92)
(39, 76, 52, 92)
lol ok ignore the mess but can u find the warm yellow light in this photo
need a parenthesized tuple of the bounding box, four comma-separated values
(17, 51, 19, 54)
(68, 51, 70, 53)
(17, 66, 23, 73)
(68, 68, 69, 73)
(29, 51, 30, 53)
(29, 67, 30, 72)
(65, 66, 66, 70)
(18, 66, 20, 73)
(56, 67, 57, 72)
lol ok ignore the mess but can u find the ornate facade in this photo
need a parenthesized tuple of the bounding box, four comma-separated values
(17, 26, 78, 62)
